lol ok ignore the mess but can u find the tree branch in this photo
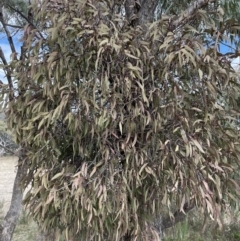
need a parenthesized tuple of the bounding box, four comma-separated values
(0, 3, 16, 56)
(4, 3, 44, 39)
(4, 3, 35, 29)
(172, 0, 214, 29)
(138, 0, 159, 26)
(5, 23, 22, 29)
(124, 0, 138, 25)
(0, 142, 18, 156)
(124, 0, 159, 27)
(0, 47, 14, 100)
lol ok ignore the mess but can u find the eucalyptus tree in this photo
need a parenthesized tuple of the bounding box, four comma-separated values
(1, 0, 240, 241)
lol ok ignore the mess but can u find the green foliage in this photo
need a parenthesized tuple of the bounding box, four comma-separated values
(12, 216, 38, 241)
(17, 209, 29, 225)
(168, 220, 189, 241)
(232, 233, 240, 241)
(0, 119, 17, 156)
(165, 208, 240, 241)
(5, 207, 240, 241)
(1, 0, 240, 240)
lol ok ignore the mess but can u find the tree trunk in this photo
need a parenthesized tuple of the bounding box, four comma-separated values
(153, 215, 164, 240)
(0, 157, 27, 241)
(123, 1, 163, 240)
(162, 202, 195, 230)
(35, 229, 55, 241)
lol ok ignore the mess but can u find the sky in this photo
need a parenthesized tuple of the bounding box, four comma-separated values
(0, 35, 21, 82)
(220, 42, 240, 70)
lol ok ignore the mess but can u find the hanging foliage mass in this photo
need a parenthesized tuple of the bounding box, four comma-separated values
(1, 0, 240, 240)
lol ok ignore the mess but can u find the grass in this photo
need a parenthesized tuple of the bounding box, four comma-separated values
(12, 219, 38, 241)
(165, 208, 240, 241)
(0, 200, 38, 241)
(12, 208, 39, 241)
(9, 207, 240, 241)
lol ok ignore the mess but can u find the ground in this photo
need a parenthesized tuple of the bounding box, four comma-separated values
(0, 156, 38, 241)
(0, 156, 18, 216)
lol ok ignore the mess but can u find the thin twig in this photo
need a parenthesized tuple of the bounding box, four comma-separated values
(0, 47, 14, 100)
(5, 23, 22, 29)
(0, 4, 17, 56)
(5, 3, 35, 28)
(5, 3, 44, 39)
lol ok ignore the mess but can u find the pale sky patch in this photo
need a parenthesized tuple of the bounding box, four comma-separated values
(231, 57, 240, 71)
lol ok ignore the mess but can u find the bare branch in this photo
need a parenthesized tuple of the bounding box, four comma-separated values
(0, 47, 14, 100)
(4, 3, 44, 39)
(0, 3, 17, 56)
(0, 142, 18, 156)
(5, 3, 35, 29)
(5, 23, 22, 29)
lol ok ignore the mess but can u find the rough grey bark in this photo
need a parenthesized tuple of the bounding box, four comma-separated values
(138, 0, 159, 26)
(124, 0, 158, 28)
(0, 156, 27, 241)
(35, 230, 55, 241)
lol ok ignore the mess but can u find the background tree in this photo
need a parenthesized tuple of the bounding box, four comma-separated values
(0, 120, 18, 156)
(0, 1, 31, 241)
(1, 0, 240, 241)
